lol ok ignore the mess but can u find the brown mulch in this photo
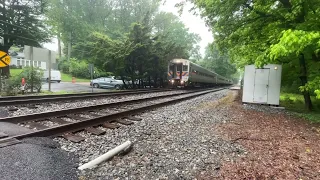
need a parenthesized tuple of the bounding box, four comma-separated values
(214, 92, 320, 179)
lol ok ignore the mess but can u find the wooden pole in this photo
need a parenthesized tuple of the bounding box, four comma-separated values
(48, 50, 52, 92)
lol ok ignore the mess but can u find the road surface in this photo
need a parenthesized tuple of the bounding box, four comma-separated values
(42, 82, 110, 93)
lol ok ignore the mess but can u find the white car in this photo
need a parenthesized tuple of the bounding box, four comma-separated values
(43, 70, 61, 83)
(90, 77, 123, 89)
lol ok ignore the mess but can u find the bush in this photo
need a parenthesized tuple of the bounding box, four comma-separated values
(58, 59, 70, 74)
(59, 58, 112, 79)
(10, 64, 23, 69)
(1, 67, 44, 95)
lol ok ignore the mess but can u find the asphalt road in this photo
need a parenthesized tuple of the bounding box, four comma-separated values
(42, 82, 110, 93)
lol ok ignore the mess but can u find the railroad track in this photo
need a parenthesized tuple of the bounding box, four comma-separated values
(0, 88, 225, 148)
(0, 88, 172, 106)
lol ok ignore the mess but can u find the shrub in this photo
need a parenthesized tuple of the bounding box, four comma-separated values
(1, 67, 44, 95)
(58, 59, 70, 74)
(58, 58, 112, 79)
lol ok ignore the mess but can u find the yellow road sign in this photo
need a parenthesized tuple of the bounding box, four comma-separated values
(0, 51, 10, 68)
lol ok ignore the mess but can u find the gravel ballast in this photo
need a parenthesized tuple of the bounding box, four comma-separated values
(54, 89, 244, 179)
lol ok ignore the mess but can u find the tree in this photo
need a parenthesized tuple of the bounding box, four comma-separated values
(153, 12, 201, 58)
(0, 0, 49, 76)
(186, 0, 320, 111)
(200, 43, 237, 79)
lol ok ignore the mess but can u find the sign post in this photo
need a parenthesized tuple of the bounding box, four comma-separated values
(89, 64, 94, 93)
(48, 50, 52, 92)
(0, 51, 11, 95)
(0, 51, 11, 68)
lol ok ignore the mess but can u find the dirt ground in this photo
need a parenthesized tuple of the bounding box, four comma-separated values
(213, 90, 320, 179)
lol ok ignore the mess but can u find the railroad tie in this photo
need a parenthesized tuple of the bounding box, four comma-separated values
(85, 127, 106, 135)
(102, 123, 121, 129)
(116, 119, 134, 125)
(88, 113, 103, 117)
(62, 134, 85, 143)
(49, 118, 70, 125)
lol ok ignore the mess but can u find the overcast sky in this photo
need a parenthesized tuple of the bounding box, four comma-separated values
(43, 0, 213, 56)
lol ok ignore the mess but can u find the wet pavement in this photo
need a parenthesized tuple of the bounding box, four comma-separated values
(41, 82, 110, 93)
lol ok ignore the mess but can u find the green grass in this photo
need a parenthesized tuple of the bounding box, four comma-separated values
(10, 69, 23, 77)
(280, 93, 320, 123)
(60, 73, 90, 82)
(10, 69, 90, 82)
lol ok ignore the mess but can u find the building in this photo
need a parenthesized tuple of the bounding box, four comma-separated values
(9, 46, 57, 70)
(9, 51, 47, 69)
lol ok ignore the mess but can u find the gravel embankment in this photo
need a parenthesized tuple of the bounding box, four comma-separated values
(6, 90, 189, 117)
(54, 89, 244, 179)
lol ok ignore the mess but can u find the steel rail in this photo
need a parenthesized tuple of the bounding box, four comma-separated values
(0, 89, 205, 124)
(1, 88, 224, 142)
(0, 89, 172, 106)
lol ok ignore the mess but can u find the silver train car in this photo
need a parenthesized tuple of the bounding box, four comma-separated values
(167, 59, 233, 87)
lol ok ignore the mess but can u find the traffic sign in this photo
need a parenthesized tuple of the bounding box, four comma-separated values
(0, 51, 10, 67)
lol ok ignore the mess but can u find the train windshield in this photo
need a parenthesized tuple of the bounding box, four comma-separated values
(177, 64, 182, 72)
(183, 65, 188, 71)
(169, 64, 174, 72)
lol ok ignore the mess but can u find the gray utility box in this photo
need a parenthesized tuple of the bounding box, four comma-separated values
(242, 64, 282, 105)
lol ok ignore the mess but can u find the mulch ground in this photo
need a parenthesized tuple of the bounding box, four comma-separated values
(215, 91, 320, 179)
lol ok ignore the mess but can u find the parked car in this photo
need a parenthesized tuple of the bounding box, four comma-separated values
(90, 77, 123, 89)
(42, 70, 61, 83)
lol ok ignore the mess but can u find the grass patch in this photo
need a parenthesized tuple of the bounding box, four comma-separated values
(280, 93, 320, 123)
(39, 90, 73, 95)
(10, 69, 23, 77)
(10, 69, 90, 82)
(61, 73, 90, 82)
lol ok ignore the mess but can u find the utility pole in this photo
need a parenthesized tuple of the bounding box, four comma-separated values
(30, 46, 34, 93)
(48, 50, 52, 92)
(67, 32, 72, 61)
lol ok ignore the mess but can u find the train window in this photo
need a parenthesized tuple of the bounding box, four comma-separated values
(183, 65, 188, 71)
(169, 65, 174, 72)
(177, 64, 182, 71)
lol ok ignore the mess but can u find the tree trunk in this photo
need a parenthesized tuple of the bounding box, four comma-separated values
(299, 53, 313, 111)
(58, 33, 62, 60)
(159, 77, 163, 88)
(131, 76, 135, 89)
(67, 32, 72, 61)
(0, 45, 11, 77)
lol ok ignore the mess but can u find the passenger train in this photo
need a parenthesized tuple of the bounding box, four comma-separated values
(167, 59, 233, 87)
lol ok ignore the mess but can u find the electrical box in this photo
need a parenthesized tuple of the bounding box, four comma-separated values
(242, 64, 282, 105)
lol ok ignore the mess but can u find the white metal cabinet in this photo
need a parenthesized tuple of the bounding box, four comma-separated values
(242, 64, 282, 105)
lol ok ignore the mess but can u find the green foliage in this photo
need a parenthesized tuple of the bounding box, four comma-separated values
(46, 0, 201, 88)
(280, 93, 320, 123)
(1, 0, 50, 76)
(187, 0, 320, 111)
(20, 67, 44, 93)
(58, 58, 112, 79)
(199, 43, 237, 79)
(1, 67, 44, 95)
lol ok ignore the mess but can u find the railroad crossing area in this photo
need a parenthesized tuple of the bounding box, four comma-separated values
(0, 87, 319, 179)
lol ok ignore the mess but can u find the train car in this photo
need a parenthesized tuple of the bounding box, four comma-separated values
(167, 58, 232, 87)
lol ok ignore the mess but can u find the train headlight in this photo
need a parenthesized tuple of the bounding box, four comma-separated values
(181, 81, 184, 84)
(171, 80, 174, 84)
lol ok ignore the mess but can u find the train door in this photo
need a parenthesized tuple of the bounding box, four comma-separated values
(176, 63, 182, 80)
(168, 64, 175, 79)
